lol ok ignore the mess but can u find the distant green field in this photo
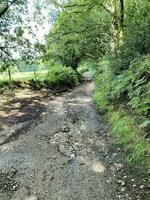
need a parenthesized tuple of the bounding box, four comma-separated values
(0, 70, 48, 81)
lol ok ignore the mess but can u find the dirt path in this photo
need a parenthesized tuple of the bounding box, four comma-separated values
(0, 83, 141, 200)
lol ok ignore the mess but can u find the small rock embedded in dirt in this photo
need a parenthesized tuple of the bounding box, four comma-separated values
(132, 184, 137, 188)
(12, 184, 19, 191)
(117, 180, 125, 186)
(123, 176, 127, 179)
(70, 154, 76, 159)
(121, 187, 126, 192)
(139, 185, 144, 189)
(114, 163, 124, 171)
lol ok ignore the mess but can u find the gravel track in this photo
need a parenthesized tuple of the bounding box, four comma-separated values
(0, 82, 137, 200)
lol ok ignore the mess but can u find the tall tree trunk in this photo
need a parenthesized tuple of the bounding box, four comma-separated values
(119, 0, 124, 46)
(111, 0, 125, 56)
(8, 67, 12, 83)
(110, 0, 119, 56)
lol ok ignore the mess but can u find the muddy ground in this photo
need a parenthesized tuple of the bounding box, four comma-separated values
(0, 83, 148, 200)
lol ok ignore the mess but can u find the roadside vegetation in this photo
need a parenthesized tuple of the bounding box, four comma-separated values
(94, 56, 150, 172)
(0, 65, 79, 94)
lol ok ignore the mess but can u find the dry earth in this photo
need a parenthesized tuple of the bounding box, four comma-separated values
(0, 82, 148, 200)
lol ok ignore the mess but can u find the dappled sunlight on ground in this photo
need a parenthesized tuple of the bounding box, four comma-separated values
(91, 161, 105, 173)
(0, 88, 54, 144)
(0, 142, 15, 153)
(66, 97, 92, 105)
(77, 156, 105, 173)
(26, 194, 38, 200)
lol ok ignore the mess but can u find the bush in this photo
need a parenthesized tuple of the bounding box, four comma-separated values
(0, 80, 25, 94)
(45, 65, 79, 89)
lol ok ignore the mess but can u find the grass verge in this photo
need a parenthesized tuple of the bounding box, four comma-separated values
(93, 56, 150, 175)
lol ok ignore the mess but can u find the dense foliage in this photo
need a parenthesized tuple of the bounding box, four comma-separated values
(94, 57, 150, 170)
(112, 56, 150, 132)
(45, 0, 112, 69)
(0, 0, 47, 72)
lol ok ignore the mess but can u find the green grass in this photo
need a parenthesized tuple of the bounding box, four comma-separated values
(94, 87, 150, 172)
(0, 70, 48, 81)
(108, 110, 150, 169)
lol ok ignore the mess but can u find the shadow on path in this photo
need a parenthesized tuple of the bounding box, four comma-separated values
(0, 89, 54, 145)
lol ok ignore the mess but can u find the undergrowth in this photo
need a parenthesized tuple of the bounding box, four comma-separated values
(0, 65, 79, 93)
(46, 65, 79, 89)
(94, 56, 150, 174)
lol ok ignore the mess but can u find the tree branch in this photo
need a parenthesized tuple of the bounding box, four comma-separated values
(0, 0, 17, 18)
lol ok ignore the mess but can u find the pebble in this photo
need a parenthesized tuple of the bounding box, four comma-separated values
(12, 185, 17, 191)
(121, 181, 125, 186)
(115, 163, 124, 171)
(70, 154, 75, 159)
(139, 185, 144, 189)
(125, 193, 129, 197)
(121, 187, 126, 192)
(117, 180, 125, 186)
(117, 180, 123, 184)
(132, 184, 137, 188)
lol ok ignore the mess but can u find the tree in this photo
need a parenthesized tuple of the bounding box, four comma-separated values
(0, 0, 26, 64)
(45, 0, 150, 72)
(45, 0, 112, 70)
(0, 0, 47, 73)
